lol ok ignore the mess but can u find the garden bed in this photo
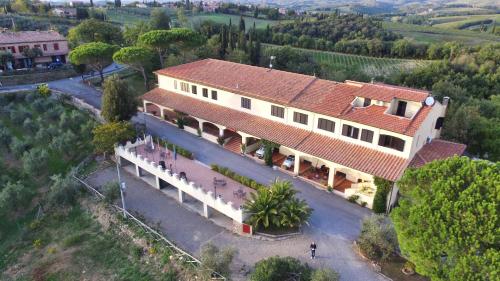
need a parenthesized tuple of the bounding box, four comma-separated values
(0, 67, 77, 86)
(210, 164, 266, 191)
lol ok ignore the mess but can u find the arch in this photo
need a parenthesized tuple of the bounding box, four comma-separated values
(144, 102, 161, 117)
(202, 122, 220, 137)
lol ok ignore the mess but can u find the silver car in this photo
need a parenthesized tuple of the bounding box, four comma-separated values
(282, 155, 295, 169)
(255, 146, 265, 159)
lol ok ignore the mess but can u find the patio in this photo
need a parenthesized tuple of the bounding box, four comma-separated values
(130, 142, 254, 209)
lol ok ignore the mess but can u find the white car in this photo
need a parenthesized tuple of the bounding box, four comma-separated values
(282, 155, 295, 169)
(255, 146, 265, 159)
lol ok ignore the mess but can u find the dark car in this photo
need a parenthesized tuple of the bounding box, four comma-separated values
(48, 62, 64, 70)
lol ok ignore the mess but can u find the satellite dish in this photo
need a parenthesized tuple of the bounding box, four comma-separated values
(424, 96, 435, 106)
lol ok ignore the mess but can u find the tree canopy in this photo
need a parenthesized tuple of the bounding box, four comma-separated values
(101, 74, 138, 122)
(67, 19, 123, 47)
(391, 156, 499, 281)
(150, 8, 171, 30)
(92, 121, 135, 155)
(113, 47, 154, 89)
(69, 42, 117, 83)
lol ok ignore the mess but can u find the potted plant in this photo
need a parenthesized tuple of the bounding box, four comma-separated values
(240, 143, 246, 154)
(402, 261, 415, 275)
(216, 136, 225, 145)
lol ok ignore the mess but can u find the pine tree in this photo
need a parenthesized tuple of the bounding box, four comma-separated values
(101, 75, 138, 122)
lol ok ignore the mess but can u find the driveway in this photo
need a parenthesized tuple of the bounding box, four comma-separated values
(2, 69, 383, 280)
(86, 166, 385, 281)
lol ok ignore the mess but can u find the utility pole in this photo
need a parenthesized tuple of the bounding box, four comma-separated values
(115, 153, 127, 218)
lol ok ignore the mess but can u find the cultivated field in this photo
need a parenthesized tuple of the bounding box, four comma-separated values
(383, 21, 500, 45)
(431, 14, 500, 29)
(262, 44, 433, 79)
(188, 13, 282, 30)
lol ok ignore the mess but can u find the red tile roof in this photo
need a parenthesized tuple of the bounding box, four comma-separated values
(155, 59, 433, 136)
(142, 88, 409, 181)
(409, 139, 467, 168)
(0, 31, 66, 44)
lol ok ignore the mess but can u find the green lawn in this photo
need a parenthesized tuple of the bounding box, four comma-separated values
(383, 21, 500, 45)
(262, 43, 433, 79)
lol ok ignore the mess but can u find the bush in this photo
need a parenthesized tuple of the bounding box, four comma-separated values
(216, 136, 225, 145)
(22, 147, 49, 174)
(103, 181, 120, 203)
(200, 243, 236, 279)
(357, 214, 398, 262)
(10, 137, 30, 157)
(23, 118, 37, 132)
(210, 164, 266, 190)
(37, 84, 52, 98)
(250, 256, 312, 281)
(157, 138, 194, 159)
(47, 173, 79, 206)
(0, 127, 12, 148)
(372, 177, 392, 213)
(62, 233, 87, 248)
(0, 181, 34, 216)
(347, 194, 359, 203)
(311, 268, 340, 281)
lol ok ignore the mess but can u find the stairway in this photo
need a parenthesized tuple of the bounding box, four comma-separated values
(224, 137, 242, 154)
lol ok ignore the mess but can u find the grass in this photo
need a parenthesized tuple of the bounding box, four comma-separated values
(383, 21, 500, 45)
(87, 68, 150, 97)
(262, 43, 433, 79)
(188, 13, 282, 30)
(431, 14, 500, 30)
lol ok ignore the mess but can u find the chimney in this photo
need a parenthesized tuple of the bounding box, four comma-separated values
(442, 96, 450, 106)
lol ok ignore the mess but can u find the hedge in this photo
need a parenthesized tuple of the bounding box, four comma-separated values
(372, 177, 392, 213)
(156, 138, 194, 160)
(210, 164, 266, 191)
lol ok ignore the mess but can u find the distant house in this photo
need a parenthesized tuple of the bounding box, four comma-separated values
(136, 3, 147, 8)
(278, 7, 287, 15)
(52, 7, 77, 18)
(0, 30, 69, 69)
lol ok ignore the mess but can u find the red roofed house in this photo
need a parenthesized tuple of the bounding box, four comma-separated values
(0, 30, 69, 69)
(141, 59, 466, 210)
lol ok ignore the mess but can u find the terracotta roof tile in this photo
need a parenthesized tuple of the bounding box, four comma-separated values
(409, 139, 467, 168)
(0, 31, 66, 44)
(142, 88, 410, 181)
(156, 59, 433, 136)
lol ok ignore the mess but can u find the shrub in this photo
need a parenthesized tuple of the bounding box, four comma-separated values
(197, 127, 202, 137)
(250, 256, 312, 281)
(264, 145, 273, 166)
(23, 118, 37, 132)
(0, 127, 12, 148)
(216, 136, 225, 145)
(361, 201, 367, 207)
(62, 233, 87, 248)
(347, 195, 359, 203)
(10, 137, 30, 157)
(311, 268, 340, 281)
(47, 173, 79, 206)
(37, 84, 52, 98)
(103, 181, 120, 203)
(327, 186, 333, 192)
(357, 214, 398, 262)
(24, 92, 38, 103)
(210, 164, 266, 190)
(22, 148, 49, 174)
(0, 181, 34, 216)
(372, 177, 392, 213)
(10, 109, 31, 124)
(200, 243, 236, 279)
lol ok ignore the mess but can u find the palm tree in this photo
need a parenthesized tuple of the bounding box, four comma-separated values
(279, 198, 313, 229)
(269, 179, 296, 201)
(243, 189, 279, 230)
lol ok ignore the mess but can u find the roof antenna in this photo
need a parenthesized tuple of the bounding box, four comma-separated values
(269, 56, 276, 70)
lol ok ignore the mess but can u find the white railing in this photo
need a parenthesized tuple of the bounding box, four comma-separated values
(116, 139, 245, 223)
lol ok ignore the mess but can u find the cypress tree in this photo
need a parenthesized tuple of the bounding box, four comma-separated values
(239, 15, 245, 33)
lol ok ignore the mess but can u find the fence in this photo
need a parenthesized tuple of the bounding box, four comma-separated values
(73, 175, 226, 280)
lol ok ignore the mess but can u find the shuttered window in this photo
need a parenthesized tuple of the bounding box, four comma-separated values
(317, 118, 335, 133)
(342, 124, 359, 139)
(202, 88, 208, 97)
(360, 129, 374, 143)
(271, 105, 284, 118)
(241, 97, 251, 109)
(378, 134, 405, 152)
(293, 112, 308, 125)
(191, 85, 197, 95)
(180, 82, 189, 92)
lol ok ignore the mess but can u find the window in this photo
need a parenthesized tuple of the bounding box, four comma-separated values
(202, 88, 208, 97)
(271, 105, 284, 118)
(34, 44, 40, 49)
(43, 44, 47, 51)
(363, 98, 371, 107)
(435, 117, 444, 130)
(191, 85, 197, 95)
(342, 124, 359, 139)
(8, 46, 16, 53)
(317, 118, 335, 133)
(293, 112, 308, 125)
(395, 101, 407, 117)
(378, 134, 405, 152)
(0, 47, 5, 51)
(211, 90, 217, 100)
(180, 82, 189, 92)
(53, 43, 59, 50)
(241, 97, 251, 109)
(173, 80, 178, 90)
(360, 129, 374, 143)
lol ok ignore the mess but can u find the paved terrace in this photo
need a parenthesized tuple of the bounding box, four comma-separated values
(132, 142, 254, 210)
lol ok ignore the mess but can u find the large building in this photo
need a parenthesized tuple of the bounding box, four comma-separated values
(141, 59, 466, 209)
(0, 30, 69, 69)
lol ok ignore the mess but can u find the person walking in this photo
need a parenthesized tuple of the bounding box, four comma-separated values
(310, 242, 317, 259)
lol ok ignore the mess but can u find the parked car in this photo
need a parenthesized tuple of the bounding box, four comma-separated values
(282, 155, 295, 169)
(255, 146, 265, 159)
(48, 62, 64, 70)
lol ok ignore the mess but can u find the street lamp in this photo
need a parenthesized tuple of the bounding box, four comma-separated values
(115, 153, 127, 218)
